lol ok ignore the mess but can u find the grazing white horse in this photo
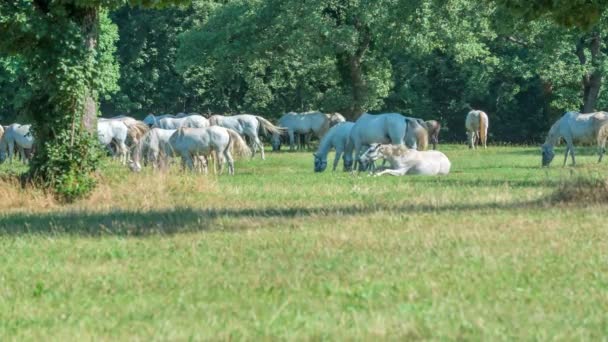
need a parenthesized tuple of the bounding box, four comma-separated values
(100, 116, 149, 160)
(209, 114, 284, 160)
(169, 126, 251, 175)
(271, 111, 345, 151)
(97, 120, 129, 164)
(129, 128, 176, 171)
(541, 111, 608, 166)
(360, 144, 451, 176)
(348, 113, 428, 171)
(0, 124, 34, 163)
(313, 122, 354, 172)
(465, 110, 489, 149)
(156, 114, 210, 130)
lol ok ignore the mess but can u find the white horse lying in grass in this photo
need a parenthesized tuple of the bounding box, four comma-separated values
(97, 120, 129, 164)
(169, 126, 251, 175)
(209, 114, 284, 160)
(271, 111, 345, 151)
(360, 144, 451, 176)
(348, 113, 428, 171)
(465, 110, 489, 149)
(542, 111, 608, 167)
(0, 124, 34, 163)
(156, 114, 210, 130)
(313, 122, 354, 172)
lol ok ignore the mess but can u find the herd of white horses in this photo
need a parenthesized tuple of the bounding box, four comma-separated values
(0, 108, 606, 176)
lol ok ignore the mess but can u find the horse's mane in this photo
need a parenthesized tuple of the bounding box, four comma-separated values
(544, 118, 562, 145)
(381, 144, 410, 157)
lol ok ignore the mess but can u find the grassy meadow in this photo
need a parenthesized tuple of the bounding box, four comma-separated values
(1, 144, 608, 340)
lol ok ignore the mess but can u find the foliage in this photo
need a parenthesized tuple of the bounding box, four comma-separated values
(0, 0, 187, 201)
(496, 0, 608, 29)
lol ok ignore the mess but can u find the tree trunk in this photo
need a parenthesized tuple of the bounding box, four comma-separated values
(348, 55, 366, 119)
(81, 8, 99, 132)
(577, 31, 602, 113)
(347, 18, 371, 121)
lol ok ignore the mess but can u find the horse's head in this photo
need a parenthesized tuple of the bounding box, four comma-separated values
(271, 133, 282, 151)
(541, 144, 555, 167)
(328, 113, 346, 127)
(128, 159, 142, 173)
(313, 153, 327, 172)
(143, 114, 156, 126)
(358, 144, 384, 171)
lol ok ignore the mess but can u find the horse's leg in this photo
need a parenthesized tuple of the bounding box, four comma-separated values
(375, 168, 408, 176)
(224, 149, 235, 175)
(333, 148, 342, 171)
(599, 136, 607, 163)
(352, 145, 361, 172)
(254, 136, 265, 160)
(7, 140, 14, 163)
(18, 146, 26, 164)
(288, 130, 295, 151)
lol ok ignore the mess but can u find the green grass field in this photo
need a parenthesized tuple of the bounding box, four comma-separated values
(1, 144, 607, 340)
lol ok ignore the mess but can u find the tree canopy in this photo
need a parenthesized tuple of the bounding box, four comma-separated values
(2, 0, 608, 199)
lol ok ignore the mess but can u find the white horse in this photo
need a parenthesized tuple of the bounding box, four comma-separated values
(129, 128, 176, 171)
(541, 111, 608, 166)
(313, 122, 354, 172)
(143, 113, 189, 126)
(271, 111, 345, 151)
(0, 124, 34, 163)
(169, 126, 251, 175)
(156, 115, 210, 130)
(348, 113, 428, 171)
(360, 144, 451, 176)
(465, 110, 489, 149)
(97, 120, 129, 164)
(209, 114, 284, 160)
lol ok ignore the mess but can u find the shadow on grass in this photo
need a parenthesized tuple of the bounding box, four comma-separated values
(403, 177, 560, 188)
(0, 199, 549, 237)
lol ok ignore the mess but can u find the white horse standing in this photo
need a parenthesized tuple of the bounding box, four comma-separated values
(360, 144, 451, 176)
(0, 124, 34, 163)
(156, 115, 210, 130)
(541, 111, 608, 166)
(465, 110, 489, 149)
(348, 113, 428, 171)
(169, 126, 251, 175)
(97, 120, 129, 164)
(209, 114, 284, 160)
(271, 111, 344, 151)
(313, 122, 354, 172)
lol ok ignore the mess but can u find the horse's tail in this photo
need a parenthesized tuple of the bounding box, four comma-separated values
(415, 124, 429, 151)
(226, 129, 251, 158)
(255, 116, 285, 136)
(126, 120, 150, 146)
(596, 120, 608, 147)
(479, 111, 488, 148)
